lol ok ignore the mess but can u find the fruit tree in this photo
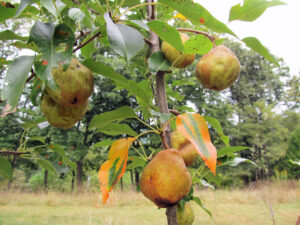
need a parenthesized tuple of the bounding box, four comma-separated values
(0, 0, 285, 224)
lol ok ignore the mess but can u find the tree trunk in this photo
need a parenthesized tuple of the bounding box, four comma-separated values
(120, 177, 124, 191)
(7, 155, 17, 190)
(135, 170, 140, 191)
(76, 161, 83, 192)
(146, 1, 177, 224)
(44, 170, 48, 193)
(71, 170, 75, 192)
(130, 170, 134, 191)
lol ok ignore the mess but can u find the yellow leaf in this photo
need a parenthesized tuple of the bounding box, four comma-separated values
(98, 137, 135, 204)
(176, 113, 217, 174)
(174, 13, 188, 21)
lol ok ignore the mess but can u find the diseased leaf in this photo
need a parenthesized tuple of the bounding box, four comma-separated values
(97, 123, 138, 137)
(229, 0, 286, 22)
(0, 157, 13, 179)
(204, 116, 229, 146)
(89, 106, 137, 130)
(0, 30, 27, 42)
(183, 35, 213, 55)
(104, 13, 144, 62)
(176, 113, 217, 174)
(159, 0, 236, 36)
(242, 37, 278, 65)
(148, 20, 183, 52)
(217, 146, 249, 157)
(1, 56, 35, 113)
(98, 138, 135, 204)
(0, 2, 17, 22)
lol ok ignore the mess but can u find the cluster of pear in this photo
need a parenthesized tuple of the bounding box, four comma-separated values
(161, 32, 241, 91)
(140, 130, 197, 224)
(40, 58, 94, 129)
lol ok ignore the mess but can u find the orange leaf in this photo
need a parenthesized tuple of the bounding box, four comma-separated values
(98, 137, 135, 204)
(176, 113, 217, 174)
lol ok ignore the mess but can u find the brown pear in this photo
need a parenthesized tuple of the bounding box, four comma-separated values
(161, 32, 195, 68)
(196, 45, 240, 91)
(171, 130, 198, 166)
(46, 58, 94, 107)
(140, 149, 192, 208)
(40, 91, 88, 129)
(177, 202, 195, 225)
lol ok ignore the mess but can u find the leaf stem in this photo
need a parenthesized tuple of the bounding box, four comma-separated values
(131, 145, 148, 161)
(176, 28, 216, 47)
(136, 116, 158, 132)
(115, 2, 160, 20)
(52, 0, 63, 23)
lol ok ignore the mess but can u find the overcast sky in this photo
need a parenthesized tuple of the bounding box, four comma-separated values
(196, 0, 300, 76)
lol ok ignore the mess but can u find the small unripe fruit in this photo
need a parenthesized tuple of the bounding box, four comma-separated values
(196, 45, 241, 91)
(177, 202, 195, 225)
(140, 149, 192, 208)
(161, 32, 195, 68)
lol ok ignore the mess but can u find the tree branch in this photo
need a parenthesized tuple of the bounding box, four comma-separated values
(73, 32, 101, 53)
(176, 28, 216, 47)
(0, 151, 24, 155)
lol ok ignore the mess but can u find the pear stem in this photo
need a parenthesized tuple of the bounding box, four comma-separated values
(176, 28, 216, 47)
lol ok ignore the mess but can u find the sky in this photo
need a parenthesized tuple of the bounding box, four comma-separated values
(197, 0, 300, 76)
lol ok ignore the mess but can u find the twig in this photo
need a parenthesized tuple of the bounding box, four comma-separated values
(144, 38, 154, 46)
(160, 132, 170, 149)
(26, 68, 36, 83)
(74, 29, 92, 46)
(169, 109, 180, 116)
(73, 32, 101, 53)
(0, 151, 24, 155)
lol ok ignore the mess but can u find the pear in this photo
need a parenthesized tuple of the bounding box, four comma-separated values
(46, 58, 94, 107)
(177, 202, 195, 225)
(161, 32, 195, 68)
(196, 45, 240, 91)
(171, 130, 198, 166)
(140, 149, 192, 208)
(40, 91, 88, 129)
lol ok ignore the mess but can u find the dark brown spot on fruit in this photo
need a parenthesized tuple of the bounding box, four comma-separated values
(71, 97, 78, 104)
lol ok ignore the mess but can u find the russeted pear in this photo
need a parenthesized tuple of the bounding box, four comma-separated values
(196, 45, 241, 91)
(46, 58, 94, 107)
(161, 32, 195, 68)
(40, 91, 88, 129)
(177, 202, 195, 225)
(171, 130, 198, 166)
(140, 149, 192, 208)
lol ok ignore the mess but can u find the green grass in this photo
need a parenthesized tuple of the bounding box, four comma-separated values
(0, 181, 299, 225)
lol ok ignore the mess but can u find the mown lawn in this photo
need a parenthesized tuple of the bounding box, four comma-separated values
(0, 181, 299, 225)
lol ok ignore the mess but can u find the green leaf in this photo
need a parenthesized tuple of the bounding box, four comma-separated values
(159, 0, 236, 36)
(11, 41, 39, 51)
(0, 30, 28, 42)
(193, 196, 212, 218)
(242, 37, 278, 66)
(204, 116, 229, 146)
(1, 56, 35, 111)
(126, 20, 149, 32)
(41, 0, 65, 18)
(147, 20, 183, 51)
(15, 0, 35, 18)
(127, 156, 146, 170)
(0, 2, 17, 22)
(290, 160, 300, 166)
(68, 8, 85, 22)
(81, 35, 95, 59)
(148, 51, 171, 72)
(199, 179, 215, 190)
(116, 0, 140, 7)
(89, 106, 137, 130)
(28, 136, 46, 143)
(217, 146, 249, 157)
(29, 22, 75, 89)
(36, 159, 57, 176)
(82, 59, 152, 106)
(104, 13, 144, 62)
(229, 0, 286, 22)
(30, 76, 42, 106)
(92, 139, 115, 149)
(183, 35, 213, 55)
(97, 123, 138, 137)
(222, 157, 256, 167)
(0, 157, 13, 179)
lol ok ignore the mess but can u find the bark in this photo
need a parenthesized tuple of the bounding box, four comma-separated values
(120, 177, 124, 191)
(130, 170, 134, 191)
(44, 170, 48, 193)
(71, 170, 75, 192)
(146, 1, 177, 224)
(7, 155, 17, 190)
(135, 171, 140, 191)
(76, 161, 83, 191)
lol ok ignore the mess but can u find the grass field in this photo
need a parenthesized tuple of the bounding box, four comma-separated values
(0, 181, 299, 225)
